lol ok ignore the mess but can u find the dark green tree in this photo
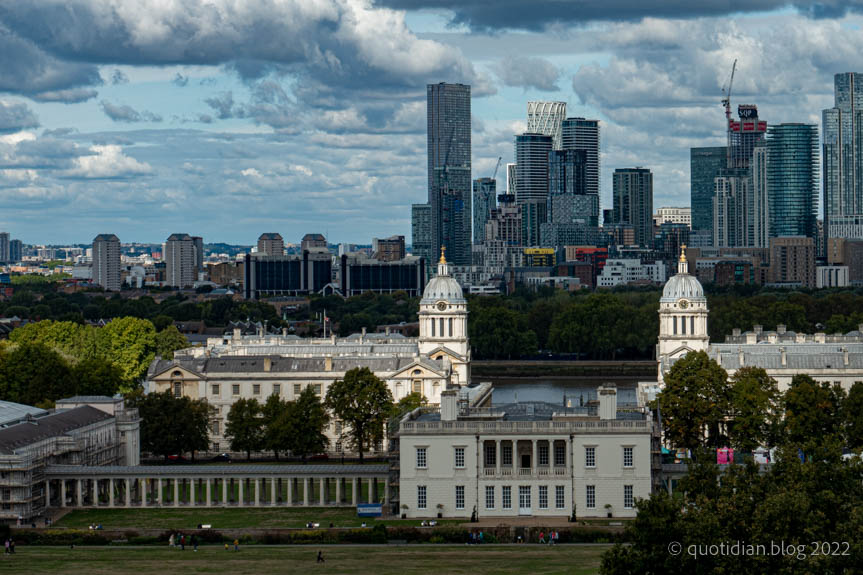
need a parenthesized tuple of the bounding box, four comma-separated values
(325, 367, 393, 462)
(0, 342, 74, 406)
(72, 358, 125, 397)
(261, 394, 291, 460)
(289, 386, 330, 461)
(783, 374, 845, 451)
(225, 398, 263, 460)
(96, 317, 158, 391)
(469, 305, 537, 359)
(129, 391, 211, 460)
(845, 381, 863, 449)
(657, 351, 730, 452)
(728, 367, 781, 452)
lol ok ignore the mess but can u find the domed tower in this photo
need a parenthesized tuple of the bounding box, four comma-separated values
(418, 248, 470, 386)
(657, 246, 709, 384)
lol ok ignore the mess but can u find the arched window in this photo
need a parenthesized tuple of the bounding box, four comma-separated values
(173, 381, 182, 397)
(439, 318, 444, 337)
(431, 318, 435, 337)
(690, 316, 695, 334)
(673, 317, 677, 335)
(448, 318, 453, 337)
(412, 369, 422, 376)
(412, 380, 422, 394)
(681, 316, 686, 335)
(172, 370, 183, 377)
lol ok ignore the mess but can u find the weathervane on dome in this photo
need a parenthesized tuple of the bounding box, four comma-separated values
(439, 246, 447, 264)
(678, 244, 688, 274)
(679, 244, 687, 263)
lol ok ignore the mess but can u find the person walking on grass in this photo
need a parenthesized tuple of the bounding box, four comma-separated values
(317, 550, 325, 563)
(539, 531, 545, 544)
(233, 538, 239, 552)
(4, 538, 9, 554)
(192, 535, 198, 552)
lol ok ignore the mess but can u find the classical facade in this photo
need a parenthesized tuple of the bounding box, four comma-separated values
(147, 251, 470, 453)
(398, 385, 656, 519)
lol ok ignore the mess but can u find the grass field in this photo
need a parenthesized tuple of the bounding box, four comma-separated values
(10, 544, 608, 574)
(54, 508, 460, 530)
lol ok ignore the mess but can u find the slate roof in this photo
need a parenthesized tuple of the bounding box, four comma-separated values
(0, 406, 113, 454)
(0, 400, 48, 428)
(149, 353, 432, 377)
(709, 342, 863, 371)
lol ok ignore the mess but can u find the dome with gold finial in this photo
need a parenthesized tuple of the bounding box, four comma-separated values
(420, 246, 465, 304)
(661, 244, 705, 303)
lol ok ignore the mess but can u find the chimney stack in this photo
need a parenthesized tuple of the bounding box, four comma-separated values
(597, 383, 617, 420)
(441, 390, 458, 421)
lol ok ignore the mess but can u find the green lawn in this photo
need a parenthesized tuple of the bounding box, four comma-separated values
(55, 508, 459, 530)
(12, 544, 608, 575)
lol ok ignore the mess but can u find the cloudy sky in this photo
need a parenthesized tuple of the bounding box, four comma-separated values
(1, 1, 861, 245)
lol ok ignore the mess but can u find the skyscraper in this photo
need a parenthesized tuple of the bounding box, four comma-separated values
(165, 233, 197, 288)
(412, 203, 432, 275)
(92, 234, 121, 291)
(541, 149, 599, 249)
(750, 144, 770, 247)
(515, 133, 553, 246)
(472, 178, 496, 244)
(527, 101, 566, 150)
(506, 163, 517, 195)
(823, 72, 863, 244)
(257, 233, 285, 256)
(192, 236, 204, 279)
(690, 146, 726, 235)
(767, 124, 819, 240)
(728, 105, 767, 170)
(0, 232, 8, 264)
(612, 168, 654, 247)
(561, 118, 600, 198)
(9, 239, 22, 263)
(428, 83, 472, 266)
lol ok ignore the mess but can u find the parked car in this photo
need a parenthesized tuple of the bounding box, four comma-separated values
(167, 454, 188, 463)
(211, 453, 231, 462)
(309, 453, 329, 461)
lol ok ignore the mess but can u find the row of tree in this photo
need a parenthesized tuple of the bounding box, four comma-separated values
(659, 351, 863, 454)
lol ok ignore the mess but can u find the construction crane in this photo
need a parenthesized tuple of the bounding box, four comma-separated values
(721, 59, 737, 122)
(490, 156, 502, 180)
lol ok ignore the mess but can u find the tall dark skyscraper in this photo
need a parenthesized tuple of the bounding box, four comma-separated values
(427, 83, 472, 266)
(515, 133, 553, 246)
(823, 72, 863, 244)
(612, 168, 653, 247)
(561, 118, 600, 198)
(540, 149, 598, 249)
(690, 146, 727, 234)
(472, 178, 496, 244)
(767, 123, 819, 240)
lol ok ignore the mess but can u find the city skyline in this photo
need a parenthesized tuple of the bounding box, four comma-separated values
(1, 3, 863, 243)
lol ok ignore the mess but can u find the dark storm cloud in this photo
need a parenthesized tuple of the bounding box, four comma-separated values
(376, 0, 863, 30)
(0, 99, 39, 133)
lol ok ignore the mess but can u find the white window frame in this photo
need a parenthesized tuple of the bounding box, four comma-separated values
(273, 383, 281, 396)
(417, 486, 427, 509)
(555, 485, 565, 509)
(252, 383, 261, 395)
(232, 384, 240, 396)
(586, 485, 595, 509)
(485, 486, 495, 509)
(585, 446, 596, 468)
(554, 444, 565, 466)
(623, 446, 633, 468)
(538, 485, 548, 509)
(502, 444, 513, 466)
(538, 444, 549, 466)
(484, 444, 496, 466)
(416, 447, 427, 469)
(624, 485, 634, 509)
(211, 384, 220, 396)
(455, 485, 465, 510)
(502, 486, 512, 509)
(454, 447, 465, 469)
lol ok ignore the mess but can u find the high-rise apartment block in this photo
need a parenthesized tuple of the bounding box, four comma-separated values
(0, 232, 9, 264)
(192, 236, 204, 278)
(411, 203, 432, 271)
(690, 146, 727, 235)
(428, 82, 472, 266)
(472, 178, 496, 244)
(527, 101, 566, 150)
(654, 207, 691, 228)
(165, 233, 198, 288)
(257, 233, 285, 256)
(372, 235, 406, 261)
(767, 124, 819, 240)
(483, 194, 523, 269)
(506, 163, 517, 195)
(515, 133, 553, 246)
(823, 72, 863, 245)
(768, 236, 816, 288)
(541, 149, 599, 249)
(561, 118, 600, 198)
(92, 234, 121, 291)
(8, 239, 21, 263)
(728, 105, 768, 170)
(612, 168, 653, 247)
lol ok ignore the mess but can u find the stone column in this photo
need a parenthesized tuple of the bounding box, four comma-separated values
(190, 479, 196, 507)
(45, 480, 51, 509)
(286, 478, 293, 507)
(319, 478, 325, 506)
(108, 478, 115, 507)
(223, 479, 228, 505)
(157, 478, 163, 506)
(352, 477, 359, 505)
(532, 440, 538, 474)
(125, 479, 131, 508)
(141, 479, 148, 507)
(174, 478, 180, 507)
(206, 479, 212, 507)
(77, 479, 83, 507)
(303, 478, 309, 506)
(238, 478, 245, 507)
(254, 479, 260, 507)
(271, 478, 277, 506)
(336, 477, 343, 504)
(496, 440, 501, 475)
(60, 480, 66, 508)
(383, 477, 389, 505)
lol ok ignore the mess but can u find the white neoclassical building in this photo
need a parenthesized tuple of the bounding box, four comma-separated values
(656, 248, 710, 384)
(147, 251, 471, 453)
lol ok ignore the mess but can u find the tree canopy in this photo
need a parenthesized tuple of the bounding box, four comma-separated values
(129, 390, 211, 459)
(225, 398, 263, 460)
(325, 367, 393, 462)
